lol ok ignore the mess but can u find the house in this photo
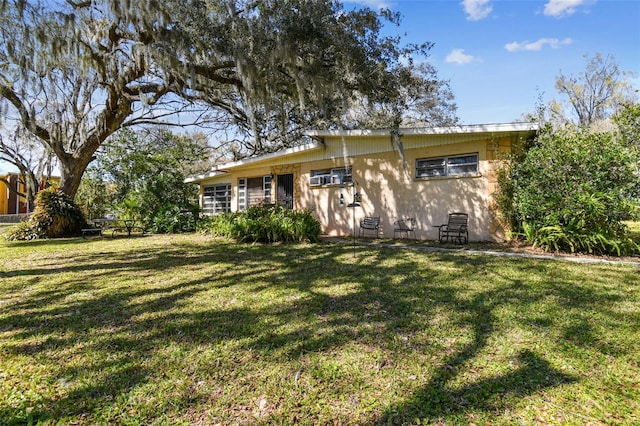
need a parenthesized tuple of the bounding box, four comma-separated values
(0, 172, 60, 217)
(186, 123, 539, 242)
(0, 172, 28, 216)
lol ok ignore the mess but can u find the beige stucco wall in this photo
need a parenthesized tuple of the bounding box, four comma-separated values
(300, 138, 508, 241)
(195, 133, 518, 242)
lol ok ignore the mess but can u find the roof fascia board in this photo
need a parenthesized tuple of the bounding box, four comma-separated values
(305, 122, 539, 138)
(217, 141, 324, 170)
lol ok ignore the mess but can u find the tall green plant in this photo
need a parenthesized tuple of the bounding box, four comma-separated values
(6, 187, 89, 240)
(499, 125, 639, 255)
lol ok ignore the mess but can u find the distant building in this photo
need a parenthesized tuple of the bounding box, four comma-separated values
(0, 172, 60, 216)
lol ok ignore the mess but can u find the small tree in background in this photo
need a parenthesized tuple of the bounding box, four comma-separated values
(549, 53, 638, 127)
(74, 168, 115, 220)
(76, 128, 211, 231)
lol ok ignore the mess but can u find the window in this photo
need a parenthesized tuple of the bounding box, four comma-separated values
(203, 184, 231, 215)
(310, 167, 352, 186)
(416, 153, 478, 178)
(238, 176, 271, 210)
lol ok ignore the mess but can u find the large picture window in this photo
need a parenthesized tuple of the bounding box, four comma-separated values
(310, 167, 352, 186)
(238, 176, 271, 210)
(416, 153, 478, 178)
(203, 184, 231, 215)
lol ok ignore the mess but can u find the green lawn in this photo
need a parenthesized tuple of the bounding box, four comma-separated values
(627, 220, 640, 243)
(0, 234, 638, 425)
(0, 223, 17, 234)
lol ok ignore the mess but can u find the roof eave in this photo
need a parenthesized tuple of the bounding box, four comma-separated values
(184, 141, 324, 184)
(305, 122, 540, 138)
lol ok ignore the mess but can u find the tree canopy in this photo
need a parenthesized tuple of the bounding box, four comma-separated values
(75, 128, 211, 222)
(1, 0, 456, 198)
(548, 53, 638, 126)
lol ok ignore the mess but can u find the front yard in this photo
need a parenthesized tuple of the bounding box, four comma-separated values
(0, 233, 638, 424)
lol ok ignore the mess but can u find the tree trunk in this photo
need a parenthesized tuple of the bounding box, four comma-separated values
(58, 153, 95, 200)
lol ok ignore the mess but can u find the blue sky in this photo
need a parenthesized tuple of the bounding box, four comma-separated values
(346, 0, 640, 124)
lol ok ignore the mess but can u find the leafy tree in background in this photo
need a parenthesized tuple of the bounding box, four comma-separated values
(1, 0, 455, 199)
(74, 168, 114, 221)
(76, 128, 211, 226)
(548, 53, 638, 127)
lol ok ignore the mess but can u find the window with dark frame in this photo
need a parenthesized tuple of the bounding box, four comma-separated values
(416, 153, 478, 179)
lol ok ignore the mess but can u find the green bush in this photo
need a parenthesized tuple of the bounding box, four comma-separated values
(198, 204, 321, 243)
(6, 187, 89, 240)
(149, 204, 197, 234)
(5, 220, 41, 241)
(497, 126, 640, 256)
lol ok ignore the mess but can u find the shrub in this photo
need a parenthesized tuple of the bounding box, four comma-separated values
(149, 204, 197, 233)
(497, 126, 640, 256)
(6, 187, 89, 240)
(199, 204, 321, 243)
(5, 220, 41, 241)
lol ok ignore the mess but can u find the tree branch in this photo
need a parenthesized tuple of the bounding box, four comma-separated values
(0, 84, 51, 142)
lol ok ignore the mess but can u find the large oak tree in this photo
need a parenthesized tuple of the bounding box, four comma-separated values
(1, 0, 456, 198)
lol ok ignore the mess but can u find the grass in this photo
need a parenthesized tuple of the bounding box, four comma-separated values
(0, 223, 17, 234)
(627, 220, 640, 243)
(0, 233, 638, 425)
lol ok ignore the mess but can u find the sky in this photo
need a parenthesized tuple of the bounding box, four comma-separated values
(345, 0, 640, 124)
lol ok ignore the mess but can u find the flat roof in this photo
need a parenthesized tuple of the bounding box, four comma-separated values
(305, 122, 539, 138)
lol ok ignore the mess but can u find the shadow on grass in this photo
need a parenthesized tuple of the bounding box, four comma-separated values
(1, 237, 633, 423)
(376, 283, 576, 424)
(380, 349, 575, 424)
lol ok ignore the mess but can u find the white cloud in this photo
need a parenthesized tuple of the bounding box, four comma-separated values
(445, 49, 476, 64)
(505, 37, 573, 52)
(461, 0, 493, 21)
(543, 0, 591, 18)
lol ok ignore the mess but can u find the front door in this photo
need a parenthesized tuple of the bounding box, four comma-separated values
(276, 174, 294, 209)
